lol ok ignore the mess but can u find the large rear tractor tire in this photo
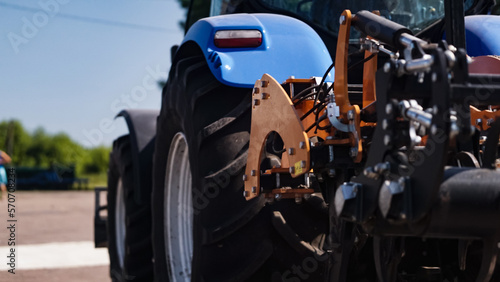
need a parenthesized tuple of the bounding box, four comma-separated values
(107, 135, 154, 281)
(152, 50, 329, 281)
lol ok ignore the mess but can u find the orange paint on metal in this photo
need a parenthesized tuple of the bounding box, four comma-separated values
(469, 56, 500, 135)
(295, 99, 331, 139)
(333, 10, 363, 163)
(334, 10, 352, 117)
(264, 188, 314, 199)
(284, 77, 332, 139)
(362, 50, 377, 108)
(470, 106, 500, 131)
(323, 138, 351, 145)
(244, 74, 311, 200)
(361, 41, 377, 127)
(362, 50, 377, 109)
(362, 11, 380, 109)
(264, 168, 290, 174)
(284, 77, 316, 84)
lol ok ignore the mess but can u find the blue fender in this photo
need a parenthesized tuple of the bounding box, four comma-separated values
(182, 13, 334, 88)
(465, 15, 500, 56)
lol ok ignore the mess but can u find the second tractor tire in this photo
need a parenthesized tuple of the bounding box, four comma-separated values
(107, 135, 154, 282)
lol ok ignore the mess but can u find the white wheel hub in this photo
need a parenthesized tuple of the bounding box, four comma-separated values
(164, 132, 193, 281)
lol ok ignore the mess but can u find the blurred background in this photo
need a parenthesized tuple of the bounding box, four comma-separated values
(1, 0, 188, 187)
(0, 1, 190, 281)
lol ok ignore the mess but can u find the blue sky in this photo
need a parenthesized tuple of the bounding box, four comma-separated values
(1, 0, 186, 147)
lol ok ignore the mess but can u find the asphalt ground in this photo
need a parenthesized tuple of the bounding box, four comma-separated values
(0, 190, 111, 282)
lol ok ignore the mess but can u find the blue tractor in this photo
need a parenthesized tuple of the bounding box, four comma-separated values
(96, 1, 500, 281)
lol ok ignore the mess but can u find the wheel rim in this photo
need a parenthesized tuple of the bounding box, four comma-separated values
(115, 178, 126, 269)
(164, 132, 193, 281)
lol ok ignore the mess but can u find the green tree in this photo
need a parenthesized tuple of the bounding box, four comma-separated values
(82, 146, 111, 174)
(0, 119, 111, 177)
(51, 133, 88, 174)
(0, 120, 32, 166)
(26, 127, 52, 167)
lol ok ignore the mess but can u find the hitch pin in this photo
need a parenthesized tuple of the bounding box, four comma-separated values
(378, 45, 398, 59)
(399, 100, 432, 128)
(360, 38, 398, 59)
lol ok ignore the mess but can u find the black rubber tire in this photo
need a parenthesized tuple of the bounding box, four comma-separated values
(107, 135, 154, 282)
(152, 49, 329, 282)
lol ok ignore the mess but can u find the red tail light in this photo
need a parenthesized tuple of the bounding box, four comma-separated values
(214, 30, 262, 48)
